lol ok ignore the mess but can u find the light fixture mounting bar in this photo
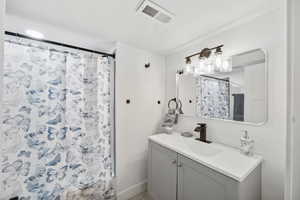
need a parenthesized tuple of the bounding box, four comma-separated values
(185, 45, 224, 62)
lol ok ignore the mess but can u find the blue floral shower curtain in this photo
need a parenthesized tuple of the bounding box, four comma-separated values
(0, 36, 115, 200)
(196, 76, 230, 119)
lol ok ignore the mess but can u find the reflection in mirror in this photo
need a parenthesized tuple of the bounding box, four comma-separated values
(178, 49, 267, 124)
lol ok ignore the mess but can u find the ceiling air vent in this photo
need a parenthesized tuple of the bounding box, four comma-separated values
(136, 0, 174, 23)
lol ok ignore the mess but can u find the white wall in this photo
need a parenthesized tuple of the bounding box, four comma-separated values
(165, 9, 286, 200)
(178, 74, 196, 116)
(0, 0, 4, 106)
(5, 14, 116, 53)
(288, 0, 300, 199)
(115, 42, 165, 200)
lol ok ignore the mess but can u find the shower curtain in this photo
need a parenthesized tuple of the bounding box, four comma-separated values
(196, 76, 230, 119)
(0, 35, 115, 200)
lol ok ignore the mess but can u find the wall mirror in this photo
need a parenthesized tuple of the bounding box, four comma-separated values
(177, 49, 268, 125)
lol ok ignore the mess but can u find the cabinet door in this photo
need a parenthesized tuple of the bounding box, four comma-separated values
(148, 142, 178, 200)
(178, 155, 238, 200)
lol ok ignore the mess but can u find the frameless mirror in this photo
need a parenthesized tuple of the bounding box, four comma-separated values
(178, 49, 267, 125)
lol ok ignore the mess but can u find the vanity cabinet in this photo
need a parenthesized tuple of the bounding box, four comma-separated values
(148, 141, 261, 200)
(148, 142, 177, 200)
(177, 155, 238, 200)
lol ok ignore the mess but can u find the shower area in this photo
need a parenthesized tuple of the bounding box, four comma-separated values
(196, 76, 230, 120)
(0, 34, 116, 200)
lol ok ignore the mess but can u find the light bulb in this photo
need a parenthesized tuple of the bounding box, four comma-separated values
(215, 54, 223, 71)
(206, 64, 214, 74)
(206, 56, 216, 74)
(214, 47, 223, 72)
(185, 63, 193, 74)
(194, 59, 205, 76)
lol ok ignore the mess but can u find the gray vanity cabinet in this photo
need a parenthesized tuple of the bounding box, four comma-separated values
(148, 141, 261, 200)
(177, 155, 238, 200)
(148, 142, 178, 200)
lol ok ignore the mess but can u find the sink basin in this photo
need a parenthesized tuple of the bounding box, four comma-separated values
(154, 133, 222, 157)
(184, 139, 222, 157)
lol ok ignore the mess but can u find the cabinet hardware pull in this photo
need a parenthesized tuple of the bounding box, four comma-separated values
(178, 163, 182, 167)
(172, 160, 177, 164)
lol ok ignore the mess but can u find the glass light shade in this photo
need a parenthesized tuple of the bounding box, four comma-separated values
(205, 56, 215, 74)
(194, 59, 205, 76)
(222, 59, 232, 72)
(206, 64, 214, 74)
(185, 62, 194, 74)
(194, 67, 201, 76)
(215, 53, 223, 71)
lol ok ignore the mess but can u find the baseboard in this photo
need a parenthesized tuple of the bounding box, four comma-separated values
(117, 180, 147, 200)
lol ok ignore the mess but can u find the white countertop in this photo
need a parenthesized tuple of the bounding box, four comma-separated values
(148, 133, 263, 182)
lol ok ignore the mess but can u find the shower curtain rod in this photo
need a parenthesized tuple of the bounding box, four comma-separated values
(200, 75, 230, 82)
(5, 31, 115, 58)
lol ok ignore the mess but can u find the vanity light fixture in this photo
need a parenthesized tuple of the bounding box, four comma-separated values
(184, 45, 232, 75)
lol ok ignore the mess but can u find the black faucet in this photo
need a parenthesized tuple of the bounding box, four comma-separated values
(194, 123, 211, 143)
